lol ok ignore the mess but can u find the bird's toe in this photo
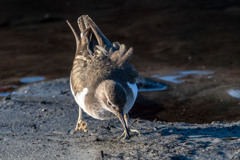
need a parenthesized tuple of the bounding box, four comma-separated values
(73, 121, 88, 134)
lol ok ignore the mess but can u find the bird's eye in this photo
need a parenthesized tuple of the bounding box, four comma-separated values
(107, 101, 112, 106)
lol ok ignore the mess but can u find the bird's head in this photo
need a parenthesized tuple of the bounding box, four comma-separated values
(96, 80, 129, 134)
(96, 80, 126, 115)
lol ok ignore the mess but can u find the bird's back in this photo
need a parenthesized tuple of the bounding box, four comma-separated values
(68, 15, 139, 95)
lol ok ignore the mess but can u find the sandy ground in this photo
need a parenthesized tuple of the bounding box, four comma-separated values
(0, 78, 240, 160)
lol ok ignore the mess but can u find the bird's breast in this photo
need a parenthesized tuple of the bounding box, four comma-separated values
(70, 82, 116, 120)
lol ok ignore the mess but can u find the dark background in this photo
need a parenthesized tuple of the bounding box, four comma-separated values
(0, 0, 240, 123)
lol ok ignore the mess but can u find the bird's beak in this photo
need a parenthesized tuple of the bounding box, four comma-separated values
(113, 111, 130, 139)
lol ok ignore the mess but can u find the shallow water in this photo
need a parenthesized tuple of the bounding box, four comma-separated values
(228, 89, 240, 99)
(153, 70, 214, 84)
(136, 77, 168, 92)
(0, 85, 18, 97)
(177, 70, 213, 75)
(152, 75, 184, 84)
(0, 77, 46, 97)
(0, 92, 10, 97)
(19, 77, 45, 83)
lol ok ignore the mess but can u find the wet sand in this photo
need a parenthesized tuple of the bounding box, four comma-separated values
(0, 1, 240, 123)
(0, 78, 239, 159)
(133, 68, 240, 123)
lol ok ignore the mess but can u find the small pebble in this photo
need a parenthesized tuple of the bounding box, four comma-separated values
(42, 108, 47, 112)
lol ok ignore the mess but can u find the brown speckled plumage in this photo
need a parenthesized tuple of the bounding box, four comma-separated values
(68, 15, 138, 95)
(67, 15, 140, 138)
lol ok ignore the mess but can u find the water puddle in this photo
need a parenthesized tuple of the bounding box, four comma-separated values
(153, 75, 184, 84)
(153, 70, 214, 84)
(0, 77, 46, 97)
(0, 92, 10, 97)
(0, 85, 18, 97)
(136, 77, 167, 92)
(228, 89, 240, 98)
(19, 76, 45, 83)
(177, 70, 213, 75)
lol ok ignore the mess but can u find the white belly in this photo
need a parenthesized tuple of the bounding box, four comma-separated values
(74, 88, 89, 113)
(70, 76, 89, 114)
(70, 77, 138, 118)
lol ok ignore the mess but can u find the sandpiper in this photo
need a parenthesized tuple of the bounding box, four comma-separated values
(67, 15, 140, 139)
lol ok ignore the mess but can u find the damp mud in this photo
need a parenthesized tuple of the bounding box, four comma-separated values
(133, 69, 240, 124)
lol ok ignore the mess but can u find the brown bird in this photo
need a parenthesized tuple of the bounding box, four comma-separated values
(67, 15, 140, 139)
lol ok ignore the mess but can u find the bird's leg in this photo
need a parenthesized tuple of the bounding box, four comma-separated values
(125, 113, 141, 135)
(73, 106, 87, 134)
(119, 113, 140, 139)
(124, 114, 129, 127)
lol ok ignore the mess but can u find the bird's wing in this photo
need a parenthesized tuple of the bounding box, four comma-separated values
(67, 15, 138, 93)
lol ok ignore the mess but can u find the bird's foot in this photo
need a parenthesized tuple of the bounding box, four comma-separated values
(119, 129, 141, 139)
(73, 121, 87, 134)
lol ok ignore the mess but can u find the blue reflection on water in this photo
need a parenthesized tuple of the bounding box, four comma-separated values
(138, 85, 168, 92)
(0, 92, 10, 97)
(228, 89, 240, 98)
(152, 75, 184, 84)
(153, 70, 213, 84)
(20, 77, 45, 83)
(177, 70, 213, 75)
(136, 77, 168, 92)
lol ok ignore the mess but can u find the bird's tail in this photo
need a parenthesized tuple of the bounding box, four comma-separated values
(66, 15, 112, 55)
(67, 15, 133, 67)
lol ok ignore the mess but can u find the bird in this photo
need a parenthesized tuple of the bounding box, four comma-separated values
(67, 15, 140, 139)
